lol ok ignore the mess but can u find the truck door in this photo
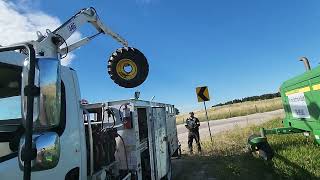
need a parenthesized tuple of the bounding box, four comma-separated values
(0, 49, 27, 180)
(151, 107, 169, 179)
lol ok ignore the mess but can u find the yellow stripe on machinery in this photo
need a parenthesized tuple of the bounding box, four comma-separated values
(285, 86, 311, 96)
(312, 84, 320, 91)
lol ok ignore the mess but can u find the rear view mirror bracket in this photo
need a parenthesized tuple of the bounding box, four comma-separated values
(23, 85, 40, 97)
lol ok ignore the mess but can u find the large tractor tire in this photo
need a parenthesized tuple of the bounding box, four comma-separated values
(248, 134, 274, 161)
(108, 47, 149, 88)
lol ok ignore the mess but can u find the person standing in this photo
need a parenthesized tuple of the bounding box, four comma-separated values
(185, 112, 201, 154)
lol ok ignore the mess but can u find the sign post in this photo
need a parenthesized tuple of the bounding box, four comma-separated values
(196, 86, 213, 143)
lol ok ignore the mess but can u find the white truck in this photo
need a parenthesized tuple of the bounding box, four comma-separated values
(0, 7, 181, 180)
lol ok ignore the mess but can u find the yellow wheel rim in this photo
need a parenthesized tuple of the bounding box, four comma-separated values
(116, 59, 138, 80)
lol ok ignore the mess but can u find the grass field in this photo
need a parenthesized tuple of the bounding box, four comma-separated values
(172, 118, 320, 180)
(176, 98, 283, 124)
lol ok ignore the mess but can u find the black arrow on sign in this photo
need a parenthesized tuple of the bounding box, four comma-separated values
(198, 87, 209, 101)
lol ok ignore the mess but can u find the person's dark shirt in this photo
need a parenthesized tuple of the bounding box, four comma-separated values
(185, 117, 200, 132)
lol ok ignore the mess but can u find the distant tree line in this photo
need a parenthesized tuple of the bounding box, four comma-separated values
(212, 92, 281, 107)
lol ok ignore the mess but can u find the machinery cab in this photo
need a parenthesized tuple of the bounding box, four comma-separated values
(248, 58, 320, 161)
(280, 62, 320, 143)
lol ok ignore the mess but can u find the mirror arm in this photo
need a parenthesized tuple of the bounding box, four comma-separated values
(23, 44, 37, 180)
(24, 85, 40, 97)
(20, 146, 37, 162)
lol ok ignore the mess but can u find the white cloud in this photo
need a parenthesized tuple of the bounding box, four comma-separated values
(61, 53, 75, 66)
(0, 0, 81, 66)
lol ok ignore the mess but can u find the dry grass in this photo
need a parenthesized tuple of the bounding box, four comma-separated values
(176, 98, 283, 124)
(173, 118, 320, 180)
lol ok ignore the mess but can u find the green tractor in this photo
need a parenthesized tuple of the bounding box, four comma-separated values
(248, 57, 320, 160)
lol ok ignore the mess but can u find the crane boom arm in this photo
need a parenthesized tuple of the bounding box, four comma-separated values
(33, 7, 128, 58)
(53, 7, 128, 47)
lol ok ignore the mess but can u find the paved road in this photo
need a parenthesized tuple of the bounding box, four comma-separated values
(177, 109, 285, 150)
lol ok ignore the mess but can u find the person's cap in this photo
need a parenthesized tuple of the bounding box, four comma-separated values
(189, 112, 194, 115)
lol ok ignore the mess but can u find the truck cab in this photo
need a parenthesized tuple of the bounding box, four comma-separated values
(0, 52, 89, 179)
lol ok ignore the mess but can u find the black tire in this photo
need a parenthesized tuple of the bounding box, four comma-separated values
(247, 134, 260, 152)
(257, 142, 274, 161)
(108, 47, 149, 88)
(248, 134, 274, 161)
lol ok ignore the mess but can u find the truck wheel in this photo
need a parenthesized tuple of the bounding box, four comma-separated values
(108, 47, 149, 88)
(248, 134, 274, 161)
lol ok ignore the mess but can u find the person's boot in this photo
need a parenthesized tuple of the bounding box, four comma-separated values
(189, 147, 193, 155)
(197, 144, 202, 153)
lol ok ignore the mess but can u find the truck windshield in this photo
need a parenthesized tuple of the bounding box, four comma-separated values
(0, 63, 21, 121)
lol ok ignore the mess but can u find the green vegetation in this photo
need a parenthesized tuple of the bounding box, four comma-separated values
(213, 92, 281, 107)
(176, 98, 283, 124)
(173, 118, 320, 180)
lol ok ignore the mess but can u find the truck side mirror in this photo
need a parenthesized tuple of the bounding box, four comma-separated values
(21, 58, 61, 130)
(18, 132, 60, 171)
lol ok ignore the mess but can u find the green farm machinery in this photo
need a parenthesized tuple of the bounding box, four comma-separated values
(248, 57, 320, 160)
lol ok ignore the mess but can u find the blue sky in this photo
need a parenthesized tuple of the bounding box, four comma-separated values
(5, 0, 320, 112)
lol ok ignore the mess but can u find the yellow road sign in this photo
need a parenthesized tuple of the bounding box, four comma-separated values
(196, 86, 210, 102)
